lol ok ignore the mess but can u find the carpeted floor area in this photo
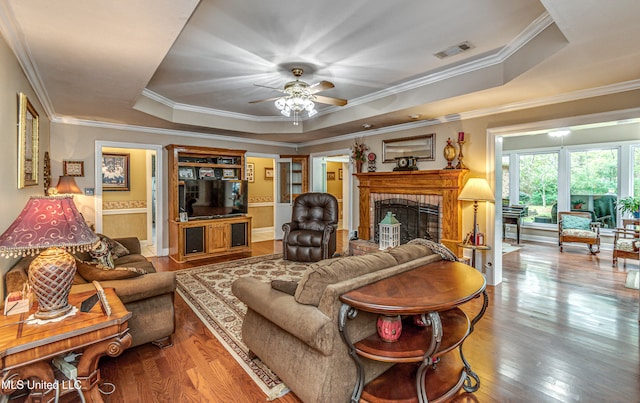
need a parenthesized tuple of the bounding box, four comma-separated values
(175, 254, 312, 400)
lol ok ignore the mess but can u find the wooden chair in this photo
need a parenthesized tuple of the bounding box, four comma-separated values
(612, 218, 640, 266)
(558, 211, 601, 254)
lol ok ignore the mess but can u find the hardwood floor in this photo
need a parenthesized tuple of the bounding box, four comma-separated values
(99, 237, 639, 402)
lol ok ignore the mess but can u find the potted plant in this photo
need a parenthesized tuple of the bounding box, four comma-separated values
(615, 196, 640, 218)
(572, 199, 585, 209)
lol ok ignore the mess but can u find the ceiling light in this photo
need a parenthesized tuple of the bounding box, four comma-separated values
(362, 124, 372, 129)
(274, 73, 317, 126)
(409, 114, 421, 120)
(548, 129, 570, 137)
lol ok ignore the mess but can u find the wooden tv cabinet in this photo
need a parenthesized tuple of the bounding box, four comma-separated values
(169, 215, 252, 263)
(166, 144, 252, 262)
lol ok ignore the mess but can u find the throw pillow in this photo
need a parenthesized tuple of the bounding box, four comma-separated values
(89, 236, 115, 268)
(407, 238, 460, 261)
(75, 259, 146, 282)
(562, 215, 591, 230)
(99, 234, 130, 258)
(270, 279, 298, 296)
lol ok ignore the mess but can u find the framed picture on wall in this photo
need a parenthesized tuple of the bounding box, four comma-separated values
(264, 167, 274, 180)
(327, 171, 336, 181)
(339, 169, 343, 180)
(63, 160, 84, 177)
(246, 162, 255, 182)
(101, 153, 130, 191)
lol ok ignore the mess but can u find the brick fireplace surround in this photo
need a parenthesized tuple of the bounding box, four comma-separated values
(354, 169, 468, 253)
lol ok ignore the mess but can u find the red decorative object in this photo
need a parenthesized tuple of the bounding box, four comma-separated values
(413, 314, 428, 327)
(0, 196, 98, 319)
(458, 131, 465, 141)
(377, 315, 402, 342)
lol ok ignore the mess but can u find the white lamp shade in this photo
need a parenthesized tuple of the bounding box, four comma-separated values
(458, 178, 495, 202)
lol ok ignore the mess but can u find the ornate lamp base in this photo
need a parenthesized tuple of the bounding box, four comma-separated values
(28, 248, 77, 319)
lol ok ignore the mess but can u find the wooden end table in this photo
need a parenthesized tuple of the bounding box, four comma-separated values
(339, 260, 488, 403)
(0, 288, 132, 402)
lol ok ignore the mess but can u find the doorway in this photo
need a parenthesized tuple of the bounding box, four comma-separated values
(310, 150, 353, 237)
(95, 141, 163, 256)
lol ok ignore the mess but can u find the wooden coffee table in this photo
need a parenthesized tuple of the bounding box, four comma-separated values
(0, 288, 132, 402)
(339, 260, 488, 403)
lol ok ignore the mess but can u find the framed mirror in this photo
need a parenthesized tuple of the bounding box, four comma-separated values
(18, 93, 39, 188)
(382, 134, 435, 163)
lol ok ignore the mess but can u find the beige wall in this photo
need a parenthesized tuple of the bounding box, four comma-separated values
(101, 147, 148, 240)
(247, 157, 274, 229)
(326, 161, 343, 198)
(0, 34, 51, 300)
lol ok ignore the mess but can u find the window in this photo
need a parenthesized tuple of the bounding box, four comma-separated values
(569, 148, 618, 228)
(517, 152, 558, 224)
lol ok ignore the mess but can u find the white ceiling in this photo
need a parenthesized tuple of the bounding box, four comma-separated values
(1, 0, 639, 144)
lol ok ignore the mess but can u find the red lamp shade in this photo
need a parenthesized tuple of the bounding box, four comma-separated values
(0, 196, 98, 319)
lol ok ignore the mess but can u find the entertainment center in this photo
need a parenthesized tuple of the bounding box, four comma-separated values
(167, 145, 252, 263)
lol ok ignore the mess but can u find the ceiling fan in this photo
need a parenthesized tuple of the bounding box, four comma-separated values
(249, 68, 347, 124)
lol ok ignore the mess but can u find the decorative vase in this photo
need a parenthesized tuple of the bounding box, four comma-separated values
(443, 138, 456, 169)
(355, 160, 363, 173)
(377, 315, 402, 342)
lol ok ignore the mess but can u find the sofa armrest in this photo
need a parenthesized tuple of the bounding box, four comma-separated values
(71, 271, 175, 304)
(232, 277, 334, 355)
(114, 237, 142, 255)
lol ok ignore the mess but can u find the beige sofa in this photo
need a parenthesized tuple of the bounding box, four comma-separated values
(6, 237, 176, 348)
(232, 242, 446, 403)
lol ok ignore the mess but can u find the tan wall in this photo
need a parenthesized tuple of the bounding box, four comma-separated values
(102, 213, 147, 240)
(247, 157, 274, 229)
(101, 147, 148, 240)
(326, 161, 343, 198)
(0, 34, 51, 300)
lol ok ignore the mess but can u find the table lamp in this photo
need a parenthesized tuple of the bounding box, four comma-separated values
(458, 178, 495, 245)
(55, 175, 82, 194)
(0, 196, 98, 319)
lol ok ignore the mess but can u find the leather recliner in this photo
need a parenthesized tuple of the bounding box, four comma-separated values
(282, 193, 339, 262)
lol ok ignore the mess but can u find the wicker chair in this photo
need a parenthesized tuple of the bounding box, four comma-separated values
(558, 211, 601, 254)
(612, 218, 640, 266)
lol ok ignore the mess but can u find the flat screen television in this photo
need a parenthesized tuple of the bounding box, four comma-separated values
(181, 179, 248, 219)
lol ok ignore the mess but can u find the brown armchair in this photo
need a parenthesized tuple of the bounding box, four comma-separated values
(558, 211, 601, 254)
(282, 193, 339, 262)
(612, 218, 640, 266)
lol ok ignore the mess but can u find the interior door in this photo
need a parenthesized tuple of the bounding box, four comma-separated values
(274, 158, 293, 239)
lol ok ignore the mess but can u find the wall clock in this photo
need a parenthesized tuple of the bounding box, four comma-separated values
(63, 160, 84, 177)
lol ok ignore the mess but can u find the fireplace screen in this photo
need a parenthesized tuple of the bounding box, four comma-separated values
(373, 197, 441, 244)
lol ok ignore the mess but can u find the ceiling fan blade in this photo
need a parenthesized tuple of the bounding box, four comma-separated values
(314, 94, 347, 106)
(309, 80, 335, 94)
(248, 97, 280, 104)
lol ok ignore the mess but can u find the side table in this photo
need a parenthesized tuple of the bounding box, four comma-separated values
(457, 243, 491, 270)
(0, 288, 132, 402)
(339, 260, 488, 402)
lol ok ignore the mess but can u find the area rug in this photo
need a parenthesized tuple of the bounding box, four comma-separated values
(175, 254, 312, 400)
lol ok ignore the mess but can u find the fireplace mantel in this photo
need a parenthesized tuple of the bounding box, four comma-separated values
(355, 169, 468, 251)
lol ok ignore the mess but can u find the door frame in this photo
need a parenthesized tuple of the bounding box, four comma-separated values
(309, 148, 354, 238)
(95, 141, 164, 256)
(246, 152, 280, 240)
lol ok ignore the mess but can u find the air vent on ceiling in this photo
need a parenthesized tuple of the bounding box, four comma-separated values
(434, 41, 474, 59)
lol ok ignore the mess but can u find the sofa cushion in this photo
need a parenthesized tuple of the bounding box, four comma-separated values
(562, 215, 591, 230)
(385, 244, 434, 264)
(101, 235, 130, 258)
(271, 279, 299, 296)
(75, 259, 146, 282)
(295, 252, 398, 306)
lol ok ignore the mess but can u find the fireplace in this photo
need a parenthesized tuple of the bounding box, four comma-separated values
(373, 195, 441, 244)
(355, 170, 467, 252)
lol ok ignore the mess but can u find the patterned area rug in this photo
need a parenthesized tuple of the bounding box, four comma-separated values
(175, 254, 312, 400)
